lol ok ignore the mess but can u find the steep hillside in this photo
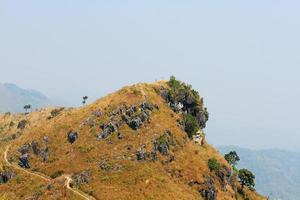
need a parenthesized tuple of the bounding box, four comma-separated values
(219, 146, 300, 200)
(0, 83, 51, 113)
(1, 79, 265, 200)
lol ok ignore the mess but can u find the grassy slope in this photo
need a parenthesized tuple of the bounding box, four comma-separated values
(2, 82, 265, 200)
(0, 109, 80, 200)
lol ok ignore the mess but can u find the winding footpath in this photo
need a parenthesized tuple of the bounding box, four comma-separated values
(3, 145, 96, 200)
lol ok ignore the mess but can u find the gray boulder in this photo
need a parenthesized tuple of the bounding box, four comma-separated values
(19, 153, 30, 168)
(0, 170, 14, 184)
(67, 131, 78, 144)
(136, 149, 147, 160)
(129, 117, 142, 130)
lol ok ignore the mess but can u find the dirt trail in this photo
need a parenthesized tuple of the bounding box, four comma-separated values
(4, 145, 96, 200)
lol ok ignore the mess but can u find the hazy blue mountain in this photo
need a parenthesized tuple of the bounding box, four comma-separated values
(0, 83, 51, 113)
(218, 146, 300, 200)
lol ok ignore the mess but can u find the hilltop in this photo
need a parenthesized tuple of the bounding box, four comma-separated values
(0, 78, 265, 200)
(0, 83, 51, 113)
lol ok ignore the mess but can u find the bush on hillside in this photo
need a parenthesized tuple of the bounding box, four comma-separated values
(165, 76, 209, 138)
(208, 158, 220, 171)
(184, 114, 200, 138)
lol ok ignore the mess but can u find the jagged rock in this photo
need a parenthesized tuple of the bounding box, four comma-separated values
(17, 119, 28, 130)
(117, 132, 123, 140)
(97, 121, 118, 139)
(126, 106, 137, 117)
(129, 117, 142, 130)
(154, 132, 174, 156)
(136, 148, 147, 160)
(141, 102, 154, 111)
(67, 131, 78, 144)
(19, 153, 30, 168)
(31, 141, 41, 156)
(199, 178, 217, 200)
(121, 114, 130, 123)
(158, 143, 169, 155)
(18, 143, 31, 155)
(71, 171, 90, 188)
(0, 170, 14, 184)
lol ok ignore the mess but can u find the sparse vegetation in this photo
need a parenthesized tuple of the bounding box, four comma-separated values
(50, 170, 64, 179)
(208, 158, 220, 171)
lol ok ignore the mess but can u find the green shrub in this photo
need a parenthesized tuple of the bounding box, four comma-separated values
(166, 76, 209, 136)
(208, 158, 220, 171)
(184, 114, 200, 138)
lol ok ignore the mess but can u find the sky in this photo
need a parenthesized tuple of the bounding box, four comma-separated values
(1, 0, 300, 151)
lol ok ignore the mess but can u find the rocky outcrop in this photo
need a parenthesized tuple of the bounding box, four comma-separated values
(71, 171, 90, 188)
(199, 177, 217, 200)
(97, 102, 158, 140)
(17, 119, 28, 130)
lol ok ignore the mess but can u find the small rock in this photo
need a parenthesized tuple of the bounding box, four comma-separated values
(117, 132, 123, 140)
(19, 153, 30, 168)
(67, 131, 78, 144)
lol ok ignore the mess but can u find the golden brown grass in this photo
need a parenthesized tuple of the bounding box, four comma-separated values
(1, 82, 266, 200)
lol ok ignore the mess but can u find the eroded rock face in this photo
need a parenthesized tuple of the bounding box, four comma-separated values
(67, 131, 78, 143)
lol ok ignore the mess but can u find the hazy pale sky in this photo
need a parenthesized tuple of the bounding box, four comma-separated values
(1, 1, 300, 151)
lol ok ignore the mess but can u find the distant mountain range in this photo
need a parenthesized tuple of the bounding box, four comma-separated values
(218, 146, 300, 200)
(0, 83, 51, 113)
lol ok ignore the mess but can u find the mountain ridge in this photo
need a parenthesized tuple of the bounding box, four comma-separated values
(218, 145, 300, 200)
(0, 83, 51, 113)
